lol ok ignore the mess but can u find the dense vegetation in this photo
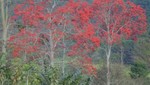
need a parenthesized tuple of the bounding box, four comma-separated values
(0, 0, 150, 85)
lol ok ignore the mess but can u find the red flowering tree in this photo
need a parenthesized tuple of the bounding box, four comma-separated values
(10, 0, 66, 66)
(91, 0, 147, 85)
(58, 0, 147, 83)
(58, 0, 100, 76)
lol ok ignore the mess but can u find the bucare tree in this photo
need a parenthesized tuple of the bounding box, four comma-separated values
(57, 0, 100, 76)
(59, 0, 147, 85)
(91, 0, 147, 85)
(9, 0, 66, 66)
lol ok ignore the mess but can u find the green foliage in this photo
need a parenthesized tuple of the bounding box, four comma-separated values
(130, 61, 149, 79)
(0, 53, 7, 67)
(0, 58, 91, 85)
(39, 67, 60, 85)
(59, 71, 91, 85)
(11, 59, 41, 85)
(0, 53, 11, 85)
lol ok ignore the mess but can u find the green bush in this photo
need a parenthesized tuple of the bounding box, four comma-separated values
(130, 61, 149, 79)
(0, 57, 91, 85)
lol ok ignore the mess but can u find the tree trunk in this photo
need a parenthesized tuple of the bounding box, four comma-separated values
(120, 46, 124, 65)
(49, 30, 54, 67)
(1, 0, 8, 54)
(106, 46, 111, 85)
(62, 36, 66, 76)
(2, 28, 7, 54)
(50, 49, 54, 66)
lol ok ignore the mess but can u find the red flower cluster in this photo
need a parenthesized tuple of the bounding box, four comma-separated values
(121, 28, 132, 39)
(8, 29, 40, 58)
(14, 0, 45, 27)
(91, 37, 100, 47)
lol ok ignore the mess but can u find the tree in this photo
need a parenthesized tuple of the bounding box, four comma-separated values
(91, 0, 147, 85)
(0, 0, 12, 64)
(10, 0, 66, 67)
(58, 0, 100, 76)
(56, 0, 147, 81)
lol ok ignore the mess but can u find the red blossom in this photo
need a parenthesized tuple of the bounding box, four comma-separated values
(8, 29, 40, 58)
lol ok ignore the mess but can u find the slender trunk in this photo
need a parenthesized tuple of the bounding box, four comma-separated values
(62, 36, 66, 76)
(2, 28, 7, 54)
(50, 49, 54, 66)
(105, 7, 111, 85)
(46, 0, 56, 67)
(106, 46, 111, 85)
(1, 0, 8, 54)
(49, 30, 54, 67)
(24, 51, 27, 62)
(120, 46, 124, 65)
(26, 73, 29, 85)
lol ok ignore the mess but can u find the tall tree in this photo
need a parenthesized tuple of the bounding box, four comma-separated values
(0, 0, 12, 67)
(91, 0, 147, 85)
(59, 0, 100, 76)
(10, 0, 66, 67)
